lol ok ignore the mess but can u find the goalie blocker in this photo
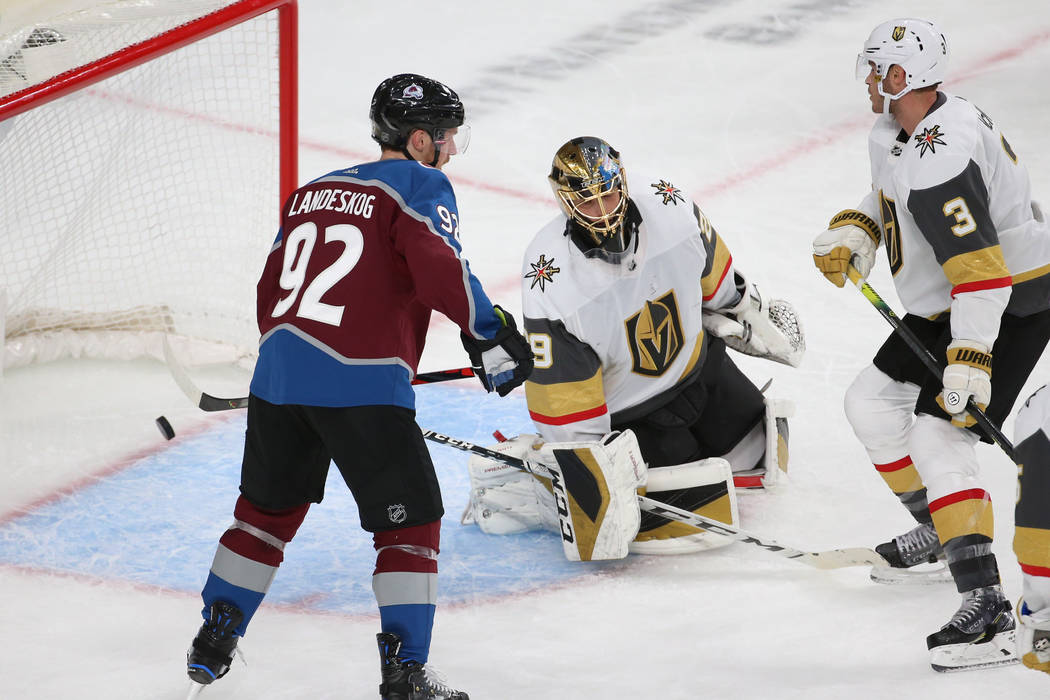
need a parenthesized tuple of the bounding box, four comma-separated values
(463, 431, 745, 558)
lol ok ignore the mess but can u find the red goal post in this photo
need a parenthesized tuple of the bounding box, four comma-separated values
(0, 0, 298, 373)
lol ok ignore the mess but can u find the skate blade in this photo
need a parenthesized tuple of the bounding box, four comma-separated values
(185, 680, 206, 699)
(930, 628, 1019, 672)
(870, 561, 953, 585)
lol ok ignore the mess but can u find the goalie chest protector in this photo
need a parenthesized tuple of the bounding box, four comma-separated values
(522, 170, 738, 439)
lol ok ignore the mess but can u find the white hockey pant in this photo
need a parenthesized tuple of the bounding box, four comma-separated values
(844, 364, 981, 504)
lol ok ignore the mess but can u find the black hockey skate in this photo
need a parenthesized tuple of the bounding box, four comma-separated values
(377, 632, 469, 700)
(187, 601, 243, 685)
(870, 522, 950, 584)
(926, 584, 1019, 672)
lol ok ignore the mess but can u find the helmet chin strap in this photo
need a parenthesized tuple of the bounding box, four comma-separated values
(878, 81, 911, 116)
(401, 130, 442, 167)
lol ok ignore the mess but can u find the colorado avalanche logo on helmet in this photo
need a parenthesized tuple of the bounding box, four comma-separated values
(402, 84, 424, 100)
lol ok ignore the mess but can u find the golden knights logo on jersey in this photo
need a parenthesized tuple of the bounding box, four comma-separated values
(914, 124, 946, 157)
(624, 290, 683, 376)
(524, 253, 561, 291)
(651, 180, 684, 205)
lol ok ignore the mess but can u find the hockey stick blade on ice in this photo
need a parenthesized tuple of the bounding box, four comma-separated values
(845, 264, 1016, 460)
(422, 428, 888, 570)
(162, 335, 249, 411)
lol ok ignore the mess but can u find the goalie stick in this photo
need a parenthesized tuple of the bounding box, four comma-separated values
(845, 265, 1016, 461)
(421, 428, 889, 570)
(162, 335, 475, 411)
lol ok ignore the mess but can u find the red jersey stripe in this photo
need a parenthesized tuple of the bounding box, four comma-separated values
(529, 404, 609, 426)
(950, 276, 1012, 297)
(702, 253, 733, 301)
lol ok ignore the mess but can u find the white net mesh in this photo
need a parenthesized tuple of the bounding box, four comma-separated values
(1, 1, 290, 369)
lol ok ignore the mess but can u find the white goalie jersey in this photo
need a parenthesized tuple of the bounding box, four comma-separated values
(521, 170, 740, 444)
(856, 92, 1050, 346)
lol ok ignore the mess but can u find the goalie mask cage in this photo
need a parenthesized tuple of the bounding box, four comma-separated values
(0, 0, 297, 372)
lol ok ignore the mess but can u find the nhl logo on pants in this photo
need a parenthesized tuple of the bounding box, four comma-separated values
(387, 504, 407, 524)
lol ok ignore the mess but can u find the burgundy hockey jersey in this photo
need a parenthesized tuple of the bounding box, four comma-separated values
(250, 158, 502, 408)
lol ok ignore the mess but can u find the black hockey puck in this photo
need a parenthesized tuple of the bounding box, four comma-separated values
(155, 415, 175, 440)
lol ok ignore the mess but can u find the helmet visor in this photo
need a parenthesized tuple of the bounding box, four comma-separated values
(856, 54, 883, 81)
(434, 125, 470, 155)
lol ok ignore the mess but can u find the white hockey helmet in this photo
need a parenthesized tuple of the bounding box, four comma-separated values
(856, 19, 949, 102)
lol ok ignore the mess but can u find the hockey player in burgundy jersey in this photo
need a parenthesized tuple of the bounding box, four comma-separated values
(185, 73, 532, 700)
(813, 18, 1050, 671)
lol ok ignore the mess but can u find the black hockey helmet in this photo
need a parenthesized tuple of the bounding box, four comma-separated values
(369, 73, 465, 149)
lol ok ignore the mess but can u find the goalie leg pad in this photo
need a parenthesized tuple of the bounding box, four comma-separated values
(720, 396, 794, 491)
(761, 397, 792, 489)
(537, 430, 647, 561)
(630, 458, 739, 555)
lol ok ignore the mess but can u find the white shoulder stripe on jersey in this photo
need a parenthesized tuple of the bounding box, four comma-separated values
(259, 323, 414, 374)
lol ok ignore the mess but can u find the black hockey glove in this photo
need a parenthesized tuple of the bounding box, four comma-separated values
(460, 305, 534, 397)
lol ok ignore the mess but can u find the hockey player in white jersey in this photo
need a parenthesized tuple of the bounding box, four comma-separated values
(1012, 385, 1050, 677)
(464, 136, 803, 562)
(812, 18, 1050, 671)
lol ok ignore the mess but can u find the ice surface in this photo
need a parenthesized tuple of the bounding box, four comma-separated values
(3, 1, 1050, 697)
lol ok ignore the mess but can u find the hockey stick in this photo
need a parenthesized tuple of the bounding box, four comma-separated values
(163, 334, 475, 411)
(845, 265, 1016, 460)
(413, 366, 475, 384)
(162, 335, 249, 411)
(422, 428, 888, 570)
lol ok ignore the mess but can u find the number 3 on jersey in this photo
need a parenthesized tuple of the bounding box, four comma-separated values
(271, 221, 364, 325)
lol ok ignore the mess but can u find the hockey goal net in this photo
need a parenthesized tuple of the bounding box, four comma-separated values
(0, 0, 297, 372)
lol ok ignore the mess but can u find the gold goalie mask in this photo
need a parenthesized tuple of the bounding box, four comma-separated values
(549, 136, 634, 261)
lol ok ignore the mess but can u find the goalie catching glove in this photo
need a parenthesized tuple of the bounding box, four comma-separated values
(460, 305, 534, 396)
(702, 273, 804, 367)
(936, 340, 992, 428)
(812, 209, 881, 287)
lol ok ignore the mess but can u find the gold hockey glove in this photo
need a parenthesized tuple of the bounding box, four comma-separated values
(812, 209, 881, 287)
